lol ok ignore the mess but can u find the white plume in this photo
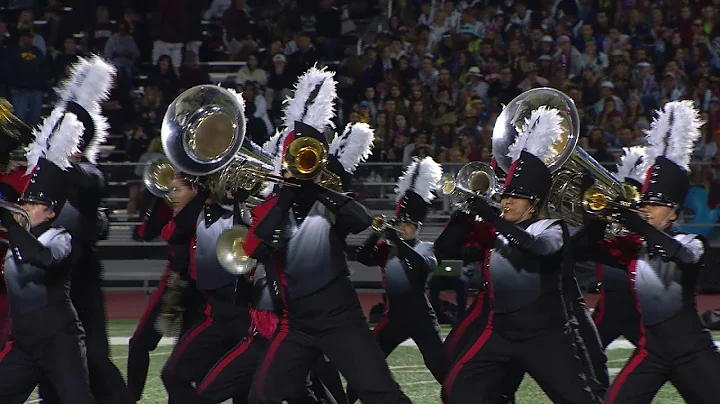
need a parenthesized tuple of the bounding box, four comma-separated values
(329, 122, 374, 173)
(644, 100, 703, 171)
(395, 157, 443, 203)
(506, 106, 564, 163)
(259, 129, 286, 198)
(55, 55, 116, 164)
(26, 109, 83, 173)
(615, 146, 648, 184)
(226, 86, 248, 120)
(281, 65, 337, 135)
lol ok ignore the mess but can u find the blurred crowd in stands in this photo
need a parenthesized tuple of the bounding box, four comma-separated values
(3, 0, 720, 190)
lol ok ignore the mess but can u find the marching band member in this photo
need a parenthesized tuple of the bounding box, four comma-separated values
(34, 55, 137, 404)
(587, 101, 720, 403)
(348, 156, 443, 404)
(441, 106, 599, 404)
(0, 107, 96, 403)
(0, 100, 35, 350)
(127, 174, 204, 402)
(245, 66, 410, 404)
(591, 146, 645, 348)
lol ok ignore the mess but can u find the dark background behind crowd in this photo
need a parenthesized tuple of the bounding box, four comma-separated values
(3, 0, 720, 220)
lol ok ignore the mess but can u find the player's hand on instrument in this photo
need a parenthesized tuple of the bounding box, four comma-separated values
(385, 226, 402, 242)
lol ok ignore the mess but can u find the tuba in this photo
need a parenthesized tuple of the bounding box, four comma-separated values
(142, 155, 175, 201)
(442, 162, 503, 211)
(491, 88, 631, 231)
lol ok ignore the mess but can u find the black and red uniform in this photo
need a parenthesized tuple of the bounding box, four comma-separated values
(441, 150, 599, 404)
(592, 155, 720, 404)
(127, 195, 204, 402)
(591, 263, 641, 347)
(160, 192, 254, 404)
(245, 121, 411, 404)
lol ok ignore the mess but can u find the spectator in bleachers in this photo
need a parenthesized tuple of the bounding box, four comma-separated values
(235, 53, 267, 87)
(286, 31, 319, 78)
(178, 50, 211, 92)
(88, 6, 115, 55)
(7, 30, 46, 126)
(16, 18, 45, 56)
(136, 85, 166, 139)
(151, 0, 199, 68)
(240, 81, 273, 142)
(102, 75, 133, 135)
(223, 0, 258, 61)
(149, 54, 180, 102)
(123, 7, 151, 63)
(265, 53, 294, 114)
(315, 0, 342, 60)
(104, 21, 140, 85)
(53, 35, 81, 83)
(0, 18, 12, 99)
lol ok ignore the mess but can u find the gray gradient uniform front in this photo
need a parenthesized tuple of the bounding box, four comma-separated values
(194, 203, 251, 291)
(252, 264, 274, 312)
(384, 241, 437, 295)
(634, 234, 704, 326)
(488, 219, 565, 313)
(3, 228, 72, 316)
(281, 201, 350, 299)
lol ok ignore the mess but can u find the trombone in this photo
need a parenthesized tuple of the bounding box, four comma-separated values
(371, 215, 402, 234)
(442, 162, 503, 212)
(582, 184, 648, 221)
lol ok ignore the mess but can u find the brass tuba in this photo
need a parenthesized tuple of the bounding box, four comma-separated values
(215, 225, 256, 275)
(142, 155, 176, 201)
(491, 88, 629, 229)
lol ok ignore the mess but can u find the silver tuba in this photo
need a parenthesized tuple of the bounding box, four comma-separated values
(142, 155, 175, 200)
(491, 88, 628, 230)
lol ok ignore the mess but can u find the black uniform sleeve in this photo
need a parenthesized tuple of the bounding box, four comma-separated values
(570, 216, 609, 262)
(471, 198, 563, 256)
(618, 208, 703, 264)
(434, 211, 475, 261)
(356, 233, 384, 266)
(67, 163, 104, 191)
(315, 187, 372, 235)
(1, 212, 71, 269)
(388, 231, 437, 282)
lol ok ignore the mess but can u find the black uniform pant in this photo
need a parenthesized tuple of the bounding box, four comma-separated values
(606, 307, 720, 404)
(0, 326, 95, 404)
(346, 292, 444, 404)
(161, 287, 251, 404)
(442, 300, 598, 404)
(196, 331, 342, 403)
(442, 290, 490, 372)
(249, 276, 411, 404)
(127, 270, 204, 402)
(592, 290, 641, 348)
(40, 257, 134, 404)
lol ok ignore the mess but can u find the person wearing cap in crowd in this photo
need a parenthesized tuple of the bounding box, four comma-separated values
(348, 156, 443, 404)
(582, 101, 720, 403)
(0, 93, 96, 403)
(517, 62, 549, 92)
(0, 98, 36, 350)
(126, 172, 205, 402)
(244, 66, 411, 404)
(441, 106, 600, 404)
(32, 55, 137, 404)
(159, 87, 257, 403)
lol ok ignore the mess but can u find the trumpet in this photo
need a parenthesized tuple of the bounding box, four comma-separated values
(215, 225, 256, 275)
(442, 162, 503, 211)
(582, 185, 648, 221)
(371, 215, 402, 234)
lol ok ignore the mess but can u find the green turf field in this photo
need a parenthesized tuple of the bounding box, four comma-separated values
(31, 319, 698, 403)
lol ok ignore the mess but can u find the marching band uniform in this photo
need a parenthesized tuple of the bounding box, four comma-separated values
(245, 116, 410, 402)
(0, 118, 96, 403)
(127, 191, 204, 402)
(590, 147, 644, 348)
(349, 157, 444, 404)
(37, 56, 134, 403)
(160, 188, 255, 403)
(442, 108, 598, 404)
(590, 101, 720, 404)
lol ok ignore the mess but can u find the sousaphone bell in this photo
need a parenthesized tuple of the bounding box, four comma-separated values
(216, 225, 256, 275)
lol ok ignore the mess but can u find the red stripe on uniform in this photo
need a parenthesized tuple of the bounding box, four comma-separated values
(605, 258, 648, 403)
(255, 315, 289, 400)
(196, 336, 253, 395)
(373, 313, 390, 336)
(165, 302, 214, 372)
(0, 340, 13, 362)
(444, 290, 486, 365)
(132, 269, 170, 338)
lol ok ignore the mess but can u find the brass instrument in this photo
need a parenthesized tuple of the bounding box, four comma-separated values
(161, 85, 299, 204)
(371, 215, 402, 234)
(491, 88, 628, 233)
(442, 162, 503, 211)
(582, 185, 647, 220)
(142, 155, 175, 201)
(283, 136, 328, 180)
(215, 225, 256, 275)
